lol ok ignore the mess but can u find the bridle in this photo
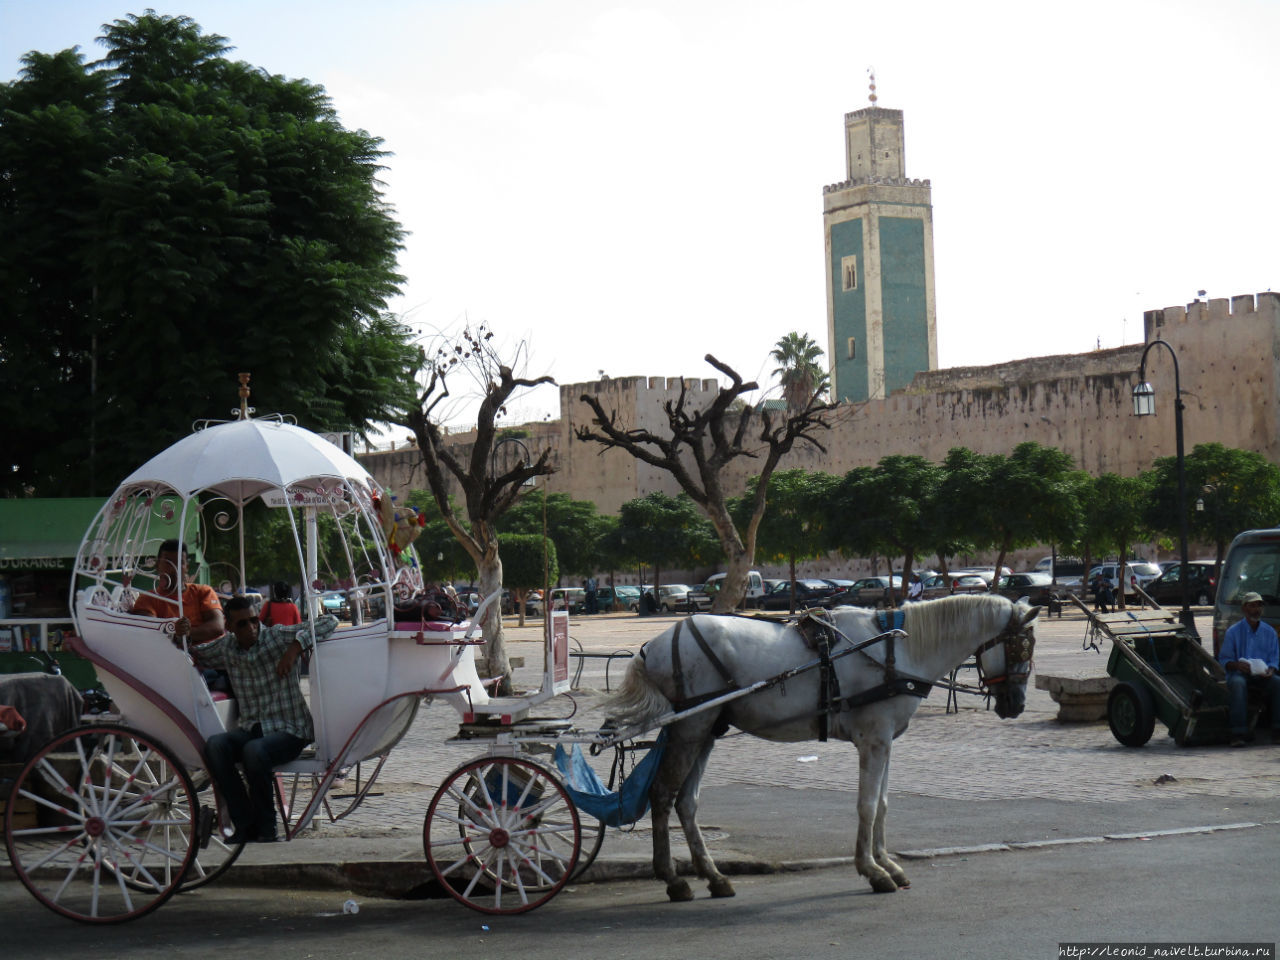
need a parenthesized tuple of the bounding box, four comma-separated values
(972, 607, 1036, 692)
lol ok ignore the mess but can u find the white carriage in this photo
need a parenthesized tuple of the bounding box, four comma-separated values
(2, 402, 592, 923)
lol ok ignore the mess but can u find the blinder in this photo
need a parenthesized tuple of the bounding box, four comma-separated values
(973, 608, 1036, 692)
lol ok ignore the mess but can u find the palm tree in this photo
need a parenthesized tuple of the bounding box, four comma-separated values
(770, 332, 829, 413)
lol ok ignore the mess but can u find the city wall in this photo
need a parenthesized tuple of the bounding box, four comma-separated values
(361, 292, 1280, 579)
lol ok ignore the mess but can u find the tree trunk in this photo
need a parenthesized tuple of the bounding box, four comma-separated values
(476, 553, 511, 695)
(991, 538, 1011, 594)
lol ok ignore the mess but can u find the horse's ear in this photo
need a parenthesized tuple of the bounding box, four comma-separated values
(1021, 605, 1041, 625)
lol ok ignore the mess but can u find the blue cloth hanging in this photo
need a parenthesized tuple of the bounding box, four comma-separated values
(553, 730, 667, 827)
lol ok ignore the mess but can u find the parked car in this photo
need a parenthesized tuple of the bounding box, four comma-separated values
(759, 578, 839, 610)
(644, 584, 708, 613)
(1033, 556, 1087, 580)
(318, 590, 349, 620)
(995, 572, 1056, 605)
(1144, 561, 1218, 607)
(595, 585, 640, 612)
(1087, 561, 1161, 598)
(549, 587, 586, 613)
(687, 571, 770, 609)
(1213, 528, 1280, 656)
(827, 576, 901, 608)
(918, 573, 988, 600)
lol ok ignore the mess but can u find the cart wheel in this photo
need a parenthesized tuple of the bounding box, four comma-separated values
(4, 725, 198, 923)
(1108, 682, 1156, 747)
(424, 756, 580, 914)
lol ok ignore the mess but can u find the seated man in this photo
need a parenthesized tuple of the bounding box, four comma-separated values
(130, 539, 225, 645)
(191, 596, 337, 843)
(1217, 591, 1280, 747)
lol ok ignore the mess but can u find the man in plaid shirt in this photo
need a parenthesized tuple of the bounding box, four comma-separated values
(194, 595, 337, 843)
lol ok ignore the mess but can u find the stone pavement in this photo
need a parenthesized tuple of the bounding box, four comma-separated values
(222, 605, 1280, 894)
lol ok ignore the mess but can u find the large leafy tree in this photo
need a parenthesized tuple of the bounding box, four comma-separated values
(831, 456, 940, 606)
(734, 469, 836, 610)
(0, 12, 415, 495)
(1091, 472, 1154, 610)
(770, 331, 829, 414)
(1146, 443, 1280, 573)
(615, 493, 718, 610)
(497, 491, 610, 580)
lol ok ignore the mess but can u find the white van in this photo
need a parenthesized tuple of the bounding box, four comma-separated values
(698, 571, 768, 608)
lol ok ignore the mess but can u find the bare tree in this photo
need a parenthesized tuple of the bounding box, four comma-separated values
(577, 355, 834, 612)
(401, 325, 554, 693)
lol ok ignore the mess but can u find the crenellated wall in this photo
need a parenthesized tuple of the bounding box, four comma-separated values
(360, 291, 1280, 577)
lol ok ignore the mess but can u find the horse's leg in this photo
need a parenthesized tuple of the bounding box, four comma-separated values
(872, 749, 909, 889)
(673, 736, 734, 898)
(650, 722, 715, 902)
(854, 732, 899, 893)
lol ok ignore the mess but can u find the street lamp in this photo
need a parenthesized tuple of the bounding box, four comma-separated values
(1131, 338, 1196, 637)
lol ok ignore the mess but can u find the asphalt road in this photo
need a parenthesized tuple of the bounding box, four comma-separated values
(3, 823, 1276, 960)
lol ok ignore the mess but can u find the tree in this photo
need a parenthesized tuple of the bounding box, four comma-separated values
(1091, 472, 1153, 610)
(831, 456, 940, 606)
(770, 332, 829, 414)
(401, 324, 555, 692)
(615, 493, 718, 612)
(735, 469, 836, 612)
(500, 533, 559, 628)
(577, 355, 834, 613)
(0, 12, 415, 495)
(1146, 443, 1280, 573)
(498, 491, 610, 580)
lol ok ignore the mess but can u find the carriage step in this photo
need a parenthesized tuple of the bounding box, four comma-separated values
(464, 697, 532, 724)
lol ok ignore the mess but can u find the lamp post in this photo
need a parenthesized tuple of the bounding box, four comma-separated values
(1131, 338, 1196, 637)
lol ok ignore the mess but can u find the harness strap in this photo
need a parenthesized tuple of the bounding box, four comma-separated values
(670, 621, 686, 703)
(840, 677, 933, 709)
(686, 618, 738, 691)
(668, 617, 739, 713)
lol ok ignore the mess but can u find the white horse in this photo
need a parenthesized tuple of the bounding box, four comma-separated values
(604, 594, 1039, 900)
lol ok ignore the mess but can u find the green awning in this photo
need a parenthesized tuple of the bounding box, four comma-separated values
(0, 499, 105, 571)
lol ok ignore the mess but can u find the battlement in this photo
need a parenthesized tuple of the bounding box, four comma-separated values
(1142, 291, 1280, 339)
(823, 176, 931, 194)
(844, 106, 903, 123)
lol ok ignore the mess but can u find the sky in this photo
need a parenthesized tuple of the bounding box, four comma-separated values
(4, 0, 1280, 429)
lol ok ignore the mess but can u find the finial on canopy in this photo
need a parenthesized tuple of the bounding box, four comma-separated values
(236, 372, 254, 420)
(868, 67, 877, 105)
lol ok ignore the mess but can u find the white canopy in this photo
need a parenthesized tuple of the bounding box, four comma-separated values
(117, 418, 376, 504)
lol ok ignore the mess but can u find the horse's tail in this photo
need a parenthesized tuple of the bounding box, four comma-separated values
(602, 656, 672, 728)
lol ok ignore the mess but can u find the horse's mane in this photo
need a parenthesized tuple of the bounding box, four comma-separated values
(897, 593, 1013, 651)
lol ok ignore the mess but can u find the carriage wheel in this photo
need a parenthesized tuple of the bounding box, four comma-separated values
(4, 725, 198, 923)
(424, 756, 581, 914)
(1108, 682, 1156, 748)
(97, 761, 242, 892)
(176, 769, 245, 890)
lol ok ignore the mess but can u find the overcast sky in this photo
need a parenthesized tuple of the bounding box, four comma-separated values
(5, 0, 1279, 428)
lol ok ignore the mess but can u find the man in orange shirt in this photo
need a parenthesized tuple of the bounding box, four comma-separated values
(130, 539, 225, 644)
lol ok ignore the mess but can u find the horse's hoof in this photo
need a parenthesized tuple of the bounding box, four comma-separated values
(667, 880, 694, 902)
(870, 875, 899, 893)
(895, 878, 911, 889)
(708, 878, 736, 898)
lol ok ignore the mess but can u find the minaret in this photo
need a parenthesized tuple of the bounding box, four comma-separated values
(823, 73, 937, 402)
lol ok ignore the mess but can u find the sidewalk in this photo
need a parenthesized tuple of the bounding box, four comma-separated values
(225, 605, 1280, 896)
